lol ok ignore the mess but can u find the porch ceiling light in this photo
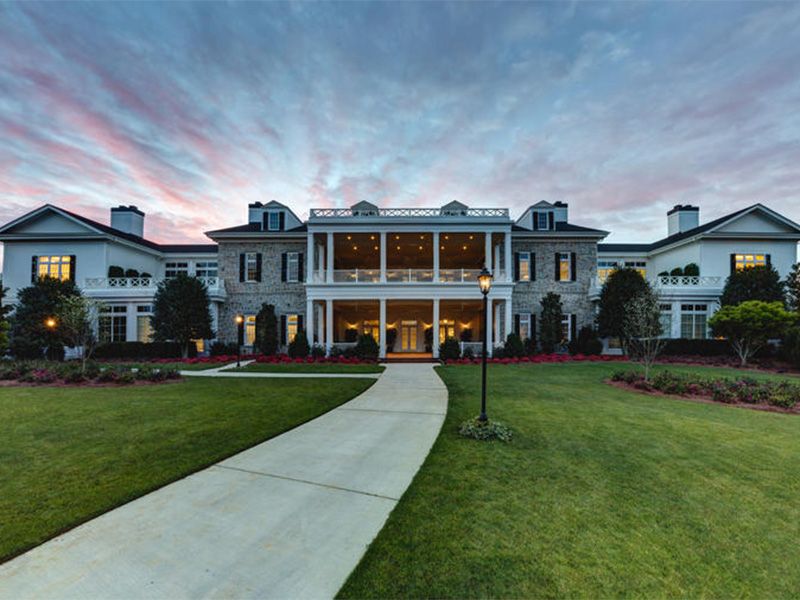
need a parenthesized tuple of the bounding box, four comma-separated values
(44, 317, 57, 329)
(478, 267, 493, 296)
(235, 315, 244, 324)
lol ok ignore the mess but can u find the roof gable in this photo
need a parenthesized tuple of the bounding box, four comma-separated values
(711, 206, 800, 235)
(0, 205, 103, 236)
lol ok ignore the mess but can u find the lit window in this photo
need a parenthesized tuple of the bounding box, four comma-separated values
(267, 212, 281, 231)
(136, 305, 152, 342)
(287, 252, 300, 282)
(99, 305, 127, 343)
(518, 314, 531, 340)
(559, 253, 571, 281)
(286, 314, 299, 343)
(439, 319, 456, 344)
(680, 304, 708, 339)
(560, 314, 574, 342)
(165, 262, 188, 278)
(597, 260, 619, 283)
(363, 320, 380, 340)
(36, 256, 72, 281)
(735, 254, 766, 270)
(245, 253, 259, 282)
(195, 261, 218, 278)
(537, 212, 549, 230)
(518, 252, 531, 281)
(245, 315, 256, 346)
(659, 304, 672, 338)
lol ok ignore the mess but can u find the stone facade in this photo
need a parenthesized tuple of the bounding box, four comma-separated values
(217, 239, 307, 344)
(511, 238, 597, 334)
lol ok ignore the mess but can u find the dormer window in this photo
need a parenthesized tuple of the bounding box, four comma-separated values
(536, 211, 552, 230)
(267, 211, 281, 231)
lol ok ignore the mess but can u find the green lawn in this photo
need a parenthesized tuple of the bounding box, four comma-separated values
(228, 363, 385, 374)
(0, 377, 373, 563)
(340, 362, 800, 598)
(105, 361, 222, 371)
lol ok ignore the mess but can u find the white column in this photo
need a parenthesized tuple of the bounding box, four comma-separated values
(433, 232, 440, 282)
(380, 232, 387, 282)
(484, 232, 492, 270)
(326, 300, 334, 354)
(504, 233, 512, 282)
(306, 299, 314, 345)
(432, 297, 440, 358)
(485, 296, 493, 356)
(494, 244, 501, 279)
(126, 302, 137, 342)
(316, 303, 324, 345)
(494, 300, 501, 344)
(671, 300, 682, 338)
(318, 244, 325, 272)
(326, 232, 334, 283)
(379, 298, 387, 359)
(504, 298, 513, 339)
(306, 232, 314, 283)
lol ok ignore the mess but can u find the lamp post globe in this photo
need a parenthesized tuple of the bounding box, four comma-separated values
(235, 314, 244, 367)
(477, 268, 493, 422)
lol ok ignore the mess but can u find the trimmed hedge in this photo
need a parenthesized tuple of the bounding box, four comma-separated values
(93, 341, 198, 360)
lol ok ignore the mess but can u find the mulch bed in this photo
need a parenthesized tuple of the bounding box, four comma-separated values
(607, 379, 800, 414)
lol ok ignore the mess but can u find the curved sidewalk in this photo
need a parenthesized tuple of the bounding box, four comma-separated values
(0, 364, 447, 599)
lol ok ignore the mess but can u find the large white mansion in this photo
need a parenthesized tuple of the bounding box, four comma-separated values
(1, 200, 798, 358)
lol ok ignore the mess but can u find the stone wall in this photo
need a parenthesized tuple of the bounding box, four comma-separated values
(217, 240, 307, 343)
(511, 238, 597, 334)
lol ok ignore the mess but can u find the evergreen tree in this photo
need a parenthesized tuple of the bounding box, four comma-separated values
(151, 274, 213, 358)
(597, 267, 649, 343)
(720, 264, 784, 307)
(255, 303, 279, 355)
(785, 263, 800, 312)
(10, 277, 80, 359)
(539, 292, 564, 353)
(0, 279, 10, 356)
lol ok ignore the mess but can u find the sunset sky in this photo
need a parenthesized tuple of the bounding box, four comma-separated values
(1, 1, 799, 262)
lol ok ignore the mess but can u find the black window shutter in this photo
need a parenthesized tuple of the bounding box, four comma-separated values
(514, 252, 520, 281)
(532, 212, 539, 230)
(69, 255, 76, 282)
(298, 314, 304, 333)
(729, 253, 736, 274)
(31, 256, 38, 283)
(281, 253, 287, 282)
(255, 253, 263, 282)
(262, 212, 269, 231)
(239, 254, 245, 282)
(280, 315, 287, 345)
(766, 254, 772, 267)
(554, 252, 561, 281)
(297, 253, 304, 283)
(548, 212, 555, 230)
(570, 252, 577, 282)
(514, 314, 520, 336)
(531, 253, 536, 281)
(570, 314, 577, 341)
(279, 212, 285, 231)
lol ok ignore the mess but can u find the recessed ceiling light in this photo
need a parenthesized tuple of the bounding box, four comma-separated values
(353, 245, 358, 250)
(374, 246, 379, 251)
(418, 245, 423, 250)
(444, 235, 449, 240)
(440, 246, 444, 250)
(347, 235, 352, 240)
(469, 235, 474, 240)
(463, 245, 468, 250)
(396, 245, 400, 251)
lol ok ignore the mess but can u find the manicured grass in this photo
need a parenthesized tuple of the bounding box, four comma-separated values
(0, 377, 373, 563)
(107, 361, 222, 371)
(340, 362, 800, 598)
(228, 363, 385, 374)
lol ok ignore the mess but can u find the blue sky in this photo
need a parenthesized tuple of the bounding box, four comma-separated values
(1, 1, 799, 256)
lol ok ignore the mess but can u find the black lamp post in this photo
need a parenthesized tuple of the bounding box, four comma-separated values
(477, 267, 493, 422)
(235, 314, 244, 367)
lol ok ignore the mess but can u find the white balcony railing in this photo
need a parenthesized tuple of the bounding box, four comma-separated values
(84, 276, 224, 290)
(655, 275, 723, 287)
(332, 269, 381, 283)
(310, 268, 509, 284)
(385, 269, 434, 283)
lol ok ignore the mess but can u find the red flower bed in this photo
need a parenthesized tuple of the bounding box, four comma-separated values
(148, 354, 257, 365)
(253, 354, 371, 364)
(444, 353, 626, 365)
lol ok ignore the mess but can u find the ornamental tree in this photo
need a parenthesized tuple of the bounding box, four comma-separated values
(255, 303, 279, 355)
(785, 263, 800, 312)
(720, 265, 784, 307)
(57, 295, 104, 373)
(10, 277, 80, 359)
(708, 301, 796, 366)
(151, 274, 213, 358)
(597, 267, 650, 344)
(623, 284, 664, 381)
(539, 292, 564, 353)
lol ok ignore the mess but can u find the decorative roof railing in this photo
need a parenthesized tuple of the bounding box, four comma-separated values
(309, 207, 509, 219)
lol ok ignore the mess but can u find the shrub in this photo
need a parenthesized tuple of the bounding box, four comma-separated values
(62, 369, 88, 384)
(670, 267, 684, 276)
(523, 337, 537, 356)
(720, 264, 785, 307)
(651, 370, 689, 395)
(568, 326, 603, 356)
(107, 265, 124, 278)
(458, 417, 513, 442)
(94, 341, 196, 360)
(115, 370, 136, 385)
(662, 339, 732, 357)
(385, 328, 397, 352)
(96, 369, 118, 383)
(781, 328, 800, 369)
(502, 333, 525, 358)
(310, 344, 326, 359)
(684, 263, 700, 276)
(462, 346, 475, 360)
(210, 341, 238, 356)
(769, 382, 800, 409)
(459, 328, 473, 342)
(353, 334, 379, 361)
(288, 329, 310, 358)
(124, 268, 140, 278)
(440, 336, 461, 361)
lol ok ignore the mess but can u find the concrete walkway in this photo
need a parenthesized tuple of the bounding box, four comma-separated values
(0, 364, 447, 599)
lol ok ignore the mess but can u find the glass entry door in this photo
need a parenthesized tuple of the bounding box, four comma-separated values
(400, 320, 418, 351)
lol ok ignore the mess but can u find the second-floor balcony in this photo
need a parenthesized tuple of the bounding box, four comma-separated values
(654, 275, 723, 288)
(312, 268, 507, 284)
(82, 276, 226, 299)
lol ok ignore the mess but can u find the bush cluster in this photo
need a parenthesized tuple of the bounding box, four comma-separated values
(254, 353, 372, 364)
(458, 417, 513, 442)
(610, 369, 800, 409)
(0, 361, 181, 385)
(94, 341, 198, 360)
(568, 326, 603, 356)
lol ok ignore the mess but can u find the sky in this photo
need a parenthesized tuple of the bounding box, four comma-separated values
(1, 0, 800, 262)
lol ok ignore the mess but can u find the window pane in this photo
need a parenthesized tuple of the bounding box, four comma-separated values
(137, 316, 152, 342)
(559, 254, 570, 280)
(681, 315, 693, 338)
(245, 315, 256, 345)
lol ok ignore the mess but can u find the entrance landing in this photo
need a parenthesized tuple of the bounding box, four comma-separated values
(385, 352, 436, 363)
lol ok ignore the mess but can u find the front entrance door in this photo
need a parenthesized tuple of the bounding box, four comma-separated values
(400, 320, 417, 351)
